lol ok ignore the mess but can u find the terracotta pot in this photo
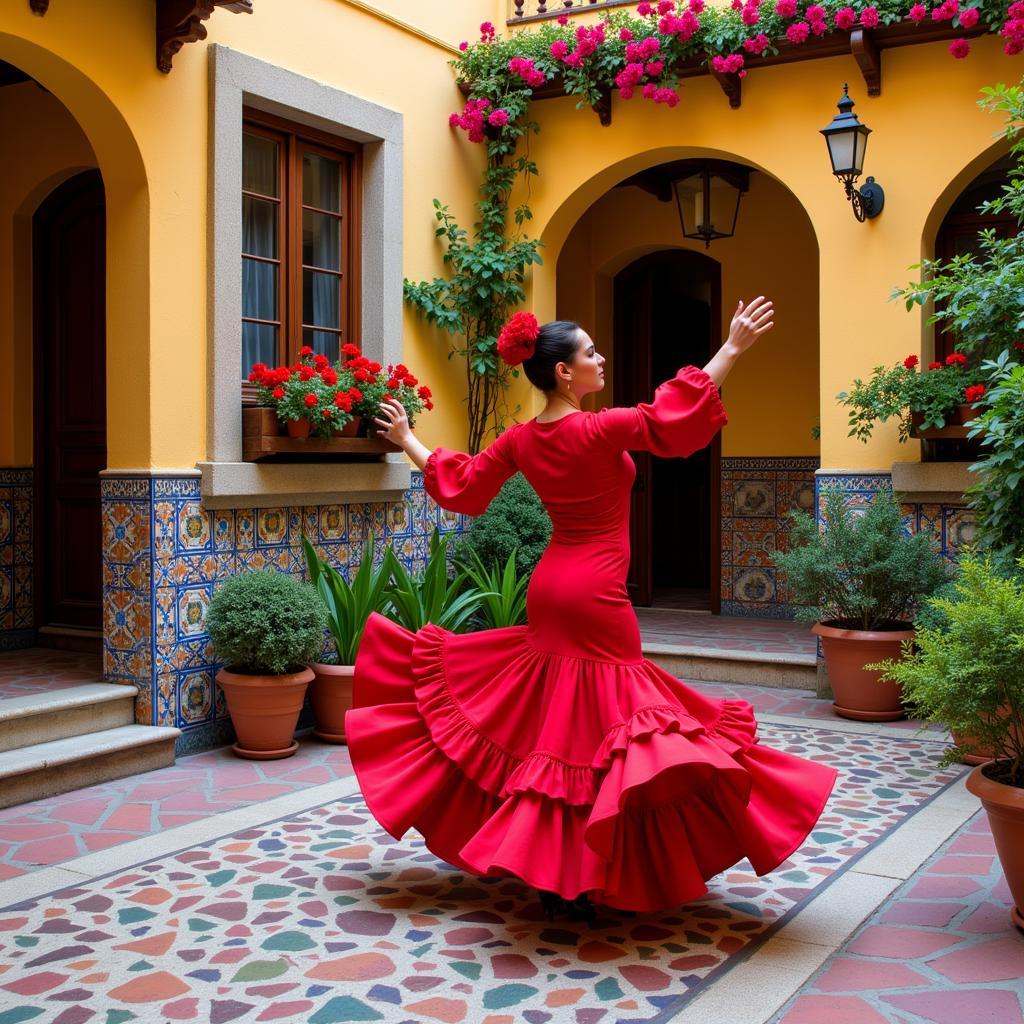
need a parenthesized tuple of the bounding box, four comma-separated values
(285, 417, 311, 439)
(333, 416, 362, 438)
(309, 662, 355, 742)
(216, 667, 312, 760)
(952, 704, 1020, 765)
(965, 762, 1024, 932)
(812, 620, 916, 721)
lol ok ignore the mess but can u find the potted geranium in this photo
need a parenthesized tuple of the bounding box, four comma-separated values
(340, 343, 434, 434)
(207, 570, 327, 759)
(300, 531, 396, 743)
(868, 552, 1024, 931)
(773, 485, 949, 721)
(837, 352, 989, 443)
(249, 347, 363, 438)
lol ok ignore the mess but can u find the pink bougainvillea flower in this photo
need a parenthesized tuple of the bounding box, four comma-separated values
(487, 109, 509, 127)
(775, 0, 797, 17)
(459, 41, 468, 52)
(620, 26, 634, 40)
(959, 6, 979, 27)
(909, 3, 927, 22)
(786, 19, 811, 41)
(949, 36, 971, 56)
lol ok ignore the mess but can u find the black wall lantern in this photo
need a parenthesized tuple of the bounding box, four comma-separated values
(672, 162, 750, 248)
(821, 83, 884, 221)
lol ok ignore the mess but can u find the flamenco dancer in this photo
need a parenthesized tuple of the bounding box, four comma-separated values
(345, 297, 838, 921)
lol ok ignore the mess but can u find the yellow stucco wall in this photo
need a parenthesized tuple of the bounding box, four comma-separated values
(554, 172, 820, 456)
(0, 2, 1018, 471)
(0, 81, 97, 466)
(520, 32, 1018, 469)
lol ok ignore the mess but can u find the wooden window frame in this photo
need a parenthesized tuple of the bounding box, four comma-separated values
(241, 107, 363, 396)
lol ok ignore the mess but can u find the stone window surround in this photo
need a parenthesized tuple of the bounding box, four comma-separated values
(200, 44, 410, 508)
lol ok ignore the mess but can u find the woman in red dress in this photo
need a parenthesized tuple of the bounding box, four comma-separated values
(346, 297, 838, 918)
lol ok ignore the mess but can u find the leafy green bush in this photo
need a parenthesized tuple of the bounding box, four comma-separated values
(207, 570, 327, 675)
(459, 548, 529, 629)
(868, 552, 1024, 783)
(302, 531, 393, 665)
(456, 472, 551, 579)
(384, 528, 490, 633)
(773, 485, 949, 631)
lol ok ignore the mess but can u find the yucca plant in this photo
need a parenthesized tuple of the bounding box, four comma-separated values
(301, 530, 393, 665)
(459, 548, 529, 629)
(383, 528, 492, 633)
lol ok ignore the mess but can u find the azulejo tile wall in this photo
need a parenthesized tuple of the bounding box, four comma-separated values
(720, 457, 819, 619)
(101, 472, 468, 755)
(814, 472, 975, 561)
(0, 468, 33, 651)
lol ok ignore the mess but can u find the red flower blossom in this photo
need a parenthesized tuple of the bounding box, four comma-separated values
(903, 354, 920, 369)
(425, 399, 434, 411)
(497, 311, 540, 367)
(949, 37, 970, 57)
(342, 343, 361, 356)
(348, 387, 363, 401)
(959, 6, 979, 27)
(620, 27, 634, 40)
(417, 385, 432, 399)
(322, 407, 334, 418)
(945, 352, 968, 366)
(637, 2, 653, 15)
(909, 3, 927, 21)
(928, 361, 943, 370)
(558, 12, 570, 24)
(335, 392, 352, 409)
(299, 345, 314, 357)
(299, 366, 315, 381)
(272, 387, 285, 400)
(743, 32, 770, 53)
(786, 20, 810, 42)
(775, 0, 796, 17)
(304, 393, 318, 407)
(964, 384, 987, 403)
(368, 361, 382, 374)
(312, 353, 329, 368)
(860, 5, 879, 26)
(321, 368, 338, 385)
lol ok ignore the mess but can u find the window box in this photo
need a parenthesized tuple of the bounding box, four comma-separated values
(908, 403, 976, 439)
(242, 406, 399, 462)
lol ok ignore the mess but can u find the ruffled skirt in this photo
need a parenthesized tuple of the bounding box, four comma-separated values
(345, 611, 838, 913)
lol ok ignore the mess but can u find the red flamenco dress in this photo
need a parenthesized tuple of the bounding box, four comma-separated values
(346, 366, 838, 912)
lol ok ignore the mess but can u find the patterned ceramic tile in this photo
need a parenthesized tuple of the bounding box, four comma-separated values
(0, 722, 962, 1024)
(0, 468, 32, 641)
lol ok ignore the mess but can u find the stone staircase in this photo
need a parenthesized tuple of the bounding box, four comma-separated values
(0, 676, 179, 810)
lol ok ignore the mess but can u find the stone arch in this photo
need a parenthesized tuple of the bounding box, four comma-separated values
(0, 32, 151, 465)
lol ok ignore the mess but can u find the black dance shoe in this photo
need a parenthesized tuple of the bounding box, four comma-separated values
(537, 889, 567, 922)
(565, 893, 598, 924)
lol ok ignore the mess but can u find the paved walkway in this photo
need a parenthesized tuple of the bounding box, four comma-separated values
(0, 671, 1018, 1023)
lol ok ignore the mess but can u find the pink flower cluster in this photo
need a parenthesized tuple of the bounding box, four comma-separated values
(932, 0, 959, 21)
(860, 6, 880, 26)
(642, 83, 681, 105)
(909, 3, 927, 22)
(479, 21, 496, 42)
(806, 4, 829, 33)
(449, 98, 506, 143)
(835, 5, 857, 28)
(508, 56, 545, 88)
(711, 53, 747, 76)
(1004, 2, 1024, 54)
(551, 21, 607, 69)
(741, 0, 761, 27)
(659, 8, 700, 36)
(743, 32, 770, 53)
(786, 20, 810, 41)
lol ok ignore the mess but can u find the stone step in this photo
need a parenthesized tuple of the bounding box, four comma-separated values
(642, 642, 817, 690)
(0, 725, 180, 810)
(0, 683, 139, 753)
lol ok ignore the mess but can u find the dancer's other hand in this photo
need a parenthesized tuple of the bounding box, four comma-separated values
(725, 296, 774, 355)
(372, 395, 412, 446)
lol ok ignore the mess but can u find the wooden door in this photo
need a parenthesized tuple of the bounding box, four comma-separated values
(614, 268, 653, 605)
(33, 170, 107, 634)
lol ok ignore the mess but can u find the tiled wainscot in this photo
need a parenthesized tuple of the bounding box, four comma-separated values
(101, 472, 469, 754)
(0, 467, 32, 651)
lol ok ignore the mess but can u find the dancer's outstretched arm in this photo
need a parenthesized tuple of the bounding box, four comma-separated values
(372, 396, 431, 471)
(703, 296, 774, 387)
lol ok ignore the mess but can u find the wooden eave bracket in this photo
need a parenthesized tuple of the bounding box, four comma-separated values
(156, 0, 252, 74)
(29, 1, 49, 14)
(850, 27, 881, 96)
(591, 84, 612, 126)
(711, 70, 742, 109)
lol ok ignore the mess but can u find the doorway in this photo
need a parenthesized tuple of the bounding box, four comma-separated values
(33, 169, 107, 643)
(613, 249, 722, 612)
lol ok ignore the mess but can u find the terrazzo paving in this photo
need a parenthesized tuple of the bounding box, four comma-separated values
(776, 809, 1024, 1024)
(0, 721, 964, 1024)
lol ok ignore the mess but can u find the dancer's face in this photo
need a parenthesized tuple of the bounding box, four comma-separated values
(558, 330, 605, 397)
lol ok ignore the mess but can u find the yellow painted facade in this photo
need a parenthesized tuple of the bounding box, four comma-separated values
(0, 2, 1017, 470)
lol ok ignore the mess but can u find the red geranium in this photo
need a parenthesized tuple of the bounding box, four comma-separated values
(304, 393, 318, 407)
(964, 384, 987, 402)
(903, 354, 920, 369)
(945, 352, 968, 367)
(928, 361, 943, 370)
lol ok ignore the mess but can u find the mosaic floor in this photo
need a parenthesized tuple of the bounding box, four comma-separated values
(0, 720, 964, 1024)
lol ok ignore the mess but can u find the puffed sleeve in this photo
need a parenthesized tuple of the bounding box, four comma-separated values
(585, 365, 728, 457)
(422, 425, 520, 516)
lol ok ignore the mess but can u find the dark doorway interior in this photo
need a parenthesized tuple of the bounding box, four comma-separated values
(613, 250, 722, 613)
(33, 169, 107, 644)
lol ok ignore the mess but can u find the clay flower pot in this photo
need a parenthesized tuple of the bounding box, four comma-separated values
(966, 762, 1024, 932)
(309, 662, 355, 742)
(285, 417, 312, 439)
(952, 704, 1020, 766)
(216, 667, 312, 759)
(812, 621, 916, 721)
(333, 416, 362, 438)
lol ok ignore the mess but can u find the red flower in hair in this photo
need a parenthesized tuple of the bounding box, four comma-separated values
(497, 311, 540, 366)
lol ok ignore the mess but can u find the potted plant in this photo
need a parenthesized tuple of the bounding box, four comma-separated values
(249, 347, 363, 438)
(384, 528, 490, 633)
(868, 552, 1024, 930)
(301, 530, 395, 743)
(773, 485, 949, 720)
(207, 570, 327, 759)
(837, 352, 988, 444)
(340, 344, 433, 435)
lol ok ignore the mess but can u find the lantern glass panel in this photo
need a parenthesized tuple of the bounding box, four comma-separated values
(674, 173, 740, 238)
(826, 130, 855, 175)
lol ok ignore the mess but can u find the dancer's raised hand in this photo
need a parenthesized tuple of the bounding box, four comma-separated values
(726, 297, 774, 354)
(372, 395, 412, 445)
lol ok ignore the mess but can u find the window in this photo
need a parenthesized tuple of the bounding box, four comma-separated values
(241, 111, 361, 378)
